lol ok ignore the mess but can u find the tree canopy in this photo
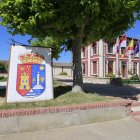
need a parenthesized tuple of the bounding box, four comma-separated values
(30, 36, 63, 60)
(0, 0, 139, 42)
(0, 0, 140, 91)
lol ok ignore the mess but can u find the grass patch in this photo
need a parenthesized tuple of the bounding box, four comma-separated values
(0, 80, 114, 110)
(122, 79, 140, 84)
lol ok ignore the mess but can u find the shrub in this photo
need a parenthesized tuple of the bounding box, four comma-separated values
(59, 72, 67, 75)
(106, 73, 116, 78)
(0, 76, 4, 80)
(0, 62, 8, 73)
(130, 75, 139, 81)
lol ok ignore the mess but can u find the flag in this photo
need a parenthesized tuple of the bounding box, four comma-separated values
(127, 39, 134, 50)
(119, 35, 127, 48)
(121, 54, 126, 58)
(133, 40, 140, 55)
(121, 48, 127, 58)
(114, 38, 119, 53)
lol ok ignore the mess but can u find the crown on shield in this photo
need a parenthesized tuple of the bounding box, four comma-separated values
(20, 53, 44, 64)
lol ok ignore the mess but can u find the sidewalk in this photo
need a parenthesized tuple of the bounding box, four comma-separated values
(1, 116, 140, 140)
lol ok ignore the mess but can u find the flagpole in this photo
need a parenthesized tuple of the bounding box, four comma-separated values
(115, 37, 120, 77)
(116, 37, 119, 77)
(125, 36, 128, 80)
(132, 34, 134, 77)
(139, 39, 140, 80)
(118, 50, 120, 77)
(118, 37, 120, 77)
(137, 35, 140, 80)
(116, 50, 119, 77)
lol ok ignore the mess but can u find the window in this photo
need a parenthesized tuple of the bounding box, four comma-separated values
(133, 62, 137, 74)
(108, 61, 113, 74)
(121, 47, 126, 54)
(93, 61, 97, 74)
(82, 63, 86, 74)
(92, 42, 97, 54)
(82, 48, 86, 58)
(108, 43, 113, 53)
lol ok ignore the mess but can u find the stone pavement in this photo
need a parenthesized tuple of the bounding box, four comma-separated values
(1, 116, 140, 140)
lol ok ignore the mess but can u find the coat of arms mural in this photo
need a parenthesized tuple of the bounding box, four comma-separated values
(7, 46, 53, 103)
(16, 53, 46, 98)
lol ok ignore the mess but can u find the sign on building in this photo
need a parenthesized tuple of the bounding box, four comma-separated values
(7, 45, 53, 103)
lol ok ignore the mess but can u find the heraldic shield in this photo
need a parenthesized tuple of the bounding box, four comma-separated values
(16, 64, 46, 98)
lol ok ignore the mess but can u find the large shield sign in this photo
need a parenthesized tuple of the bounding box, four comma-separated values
(16, 64, 45, 98)
(7, 46, 53, 103)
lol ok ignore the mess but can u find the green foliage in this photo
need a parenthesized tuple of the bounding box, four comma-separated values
(0, 76, 4, 80)
(0, 0, 139, 43)
(31, 37, 63, 59)
(59, 72, 68, 75)
(122, 79, 140, 84)
(0, 77, 7, 82)
(106, 73, 116, 78)
(0, 0, 140, 86)
(130, 75, 139, 80)
(122, 75, 140, 84)
(0, 62, 7, 73)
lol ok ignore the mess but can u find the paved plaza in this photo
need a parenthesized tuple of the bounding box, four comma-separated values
(1, 116, 140, 140)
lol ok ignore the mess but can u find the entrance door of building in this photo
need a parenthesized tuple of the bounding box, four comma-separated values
(108, 61, 113, 74)
(122, 62, 126, 78)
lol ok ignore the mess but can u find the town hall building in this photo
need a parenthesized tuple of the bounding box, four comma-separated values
(81, 37, 140, 78)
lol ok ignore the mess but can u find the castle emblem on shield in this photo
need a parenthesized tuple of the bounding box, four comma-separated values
(16, 53, 46, 98)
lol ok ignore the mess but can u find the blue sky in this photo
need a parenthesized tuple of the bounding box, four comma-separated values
(0, 20, 140, 62)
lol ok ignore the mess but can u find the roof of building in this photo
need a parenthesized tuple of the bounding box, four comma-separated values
(53, 62, 72, 67)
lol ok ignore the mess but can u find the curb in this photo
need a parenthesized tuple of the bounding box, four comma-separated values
(0, 99, 132, 118)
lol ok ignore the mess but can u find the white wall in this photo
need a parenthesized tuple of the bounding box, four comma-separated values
(53, 67, 72, 76)
(98, 39, 105, 77)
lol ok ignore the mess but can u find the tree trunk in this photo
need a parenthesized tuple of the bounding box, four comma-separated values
(72, 38, 83, 93)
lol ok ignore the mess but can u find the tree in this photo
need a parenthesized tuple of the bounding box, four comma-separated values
(30, 36, 63, 60)
(0, 0, 140, 92)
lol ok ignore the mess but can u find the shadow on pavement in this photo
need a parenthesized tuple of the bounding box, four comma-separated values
(54, 85, 72, 98)
(0, 88, 6, 97)
(55, 78, 140, 99)
(83, 83, 140, 99)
